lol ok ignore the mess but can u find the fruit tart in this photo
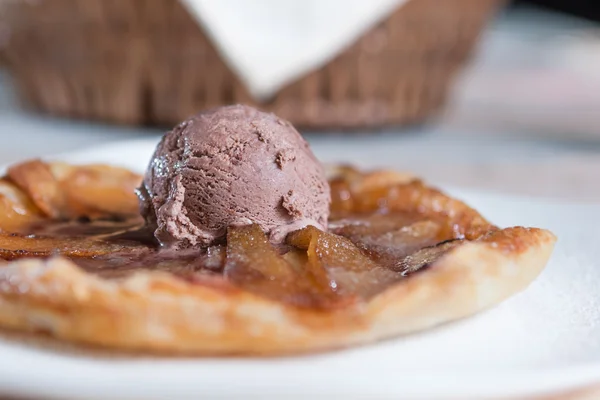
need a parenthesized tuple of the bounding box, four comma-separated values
(0, 106, 556, 355)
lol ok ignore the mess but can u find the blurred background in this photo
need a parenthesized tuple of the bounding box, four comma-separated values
(0, 0, 599, 201)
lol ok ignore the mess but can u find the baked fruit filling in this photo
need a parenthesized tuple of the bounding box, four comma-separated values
(0, 160, 496, 309)
(0, 105, 556, 355)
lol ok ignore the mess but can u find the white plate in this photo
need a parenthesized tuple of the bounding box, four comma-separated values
(1, 140, 599, 400)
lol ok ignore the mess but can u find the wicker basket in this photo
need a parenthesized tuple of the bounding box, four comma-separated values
(3, 0, 500, 129)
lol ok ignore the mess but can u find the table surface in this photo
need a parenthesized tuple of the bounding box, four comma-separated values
(1, 5, 600, 400)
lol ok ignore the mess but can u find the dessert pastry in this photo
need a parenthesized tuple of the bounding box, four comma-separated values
(0, 106, 556, 355)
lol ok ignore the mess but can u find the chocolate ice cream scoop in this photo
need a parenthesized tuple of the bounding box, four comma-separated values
(137, 105, 330, 248)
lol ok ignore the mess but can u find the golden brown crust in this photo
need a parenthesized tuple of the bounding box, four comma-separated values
(0, 227, 554, 354)
(0, 161, 557, 354)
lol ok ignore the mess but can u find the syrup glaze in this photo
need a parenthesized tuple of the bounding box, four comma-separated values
(0, 210, 462, 309)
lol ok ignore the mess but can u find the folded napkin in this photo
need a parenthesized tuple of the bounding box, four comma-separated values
(180, 0, 408, 100)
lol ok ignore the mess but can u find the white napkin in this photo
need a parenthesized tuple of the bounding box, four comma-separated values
(180, 0, 409, 100)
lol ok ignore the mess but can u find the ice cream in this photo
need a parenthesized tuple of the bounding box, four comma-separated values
(137, 105, 330, 248)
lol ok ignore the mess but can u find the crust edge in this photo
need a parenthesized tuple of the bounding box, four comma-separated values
(0, 227, 556, 355)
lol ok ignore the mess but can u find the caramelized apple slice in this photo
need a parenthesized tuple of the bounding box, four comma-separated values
(74, 245, 225, 280)
(398, 240, 462, 275)
(329, 177, 354, 217)
(6, 160, 64, 219)
(330, 214, 449, 270)
(50, 163, 142, 218)
(330, 213, 427, 238)
(6, 160, 141, 220)
(0, 218, 150, 261)
(331, 169, 494, 240)
(288, 226, 402, 299)
(377, 182, 492, 239)
(328, 166, 416, 218)
(225, 224, 344, 308)
(0, 179, 43, 232)
(0, 234, 142, 260)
